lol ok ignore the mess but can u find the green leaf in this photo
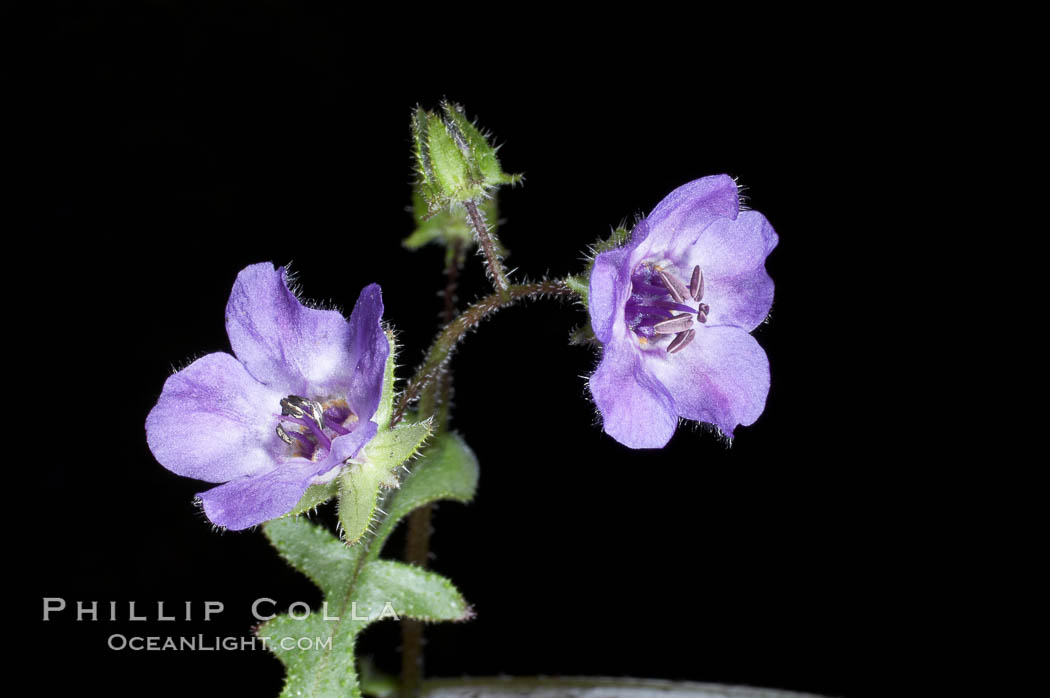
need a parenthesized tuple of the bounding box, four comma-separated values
(261, 519, 366, 697)
(357, 560, 471, 622)
(263, 517, 362, 598)
(369, 432, 479, 558)
(261, 613, 359, 698)
(261, 517, 470, 698)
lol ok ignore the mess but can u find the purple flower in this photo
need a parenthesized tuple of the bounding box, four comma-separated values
(588, 175, 778, 448)
(146, 263, 388, 530)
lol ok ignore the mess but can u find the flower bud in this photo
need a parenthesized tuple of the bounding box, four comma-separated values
(412, 101, 521, 215)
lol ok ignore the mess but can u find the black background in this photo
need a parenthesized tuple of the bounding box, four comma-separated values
(30, 4, 925, 698)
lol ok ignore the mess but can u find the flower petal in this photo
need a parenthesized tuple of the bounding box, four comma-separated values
(197, 460, 320, 531)
(684, 211, 778, 331)
(225, 262, 357, 397)
(589, 332, 678, 448)
(644, 175, 740, 254)
(589, 246, 630, 344)
(344, 284, 388, 421)
(645, 325, 770, 438)
(590, 220, 654, 344)
(198, 418, 380, 530)
(146, 352, 283, 483)
(311, 418, 380, 484)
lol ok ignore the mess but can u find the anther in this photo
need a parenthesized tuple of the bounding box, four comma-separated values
(276, 424, 295, 445)
(657, 269, 689, 303)
(279, 396, 304, 419)
(653, 314, 694, 335)
(690, 266, 704, 301)
(280, 395, 325, 430)
(666, 328, 696, 354)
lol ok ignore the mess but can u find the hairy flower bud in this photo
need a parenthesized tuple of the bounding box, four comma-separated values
(412, 101, 521, 215)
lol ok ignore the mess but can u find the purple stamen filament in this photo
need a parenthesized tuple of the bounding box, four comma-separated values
(279, 414, 332, 451)
(627, 263, 710, 353)
(275, 396, 357, 459)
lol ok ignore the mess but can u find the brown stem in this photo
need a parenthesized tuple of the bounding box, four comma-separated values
(391, 279, 577, 427)
(401, 239, 465, 698)
(400, 502, 433, 698)
(463, 200, 509, 296)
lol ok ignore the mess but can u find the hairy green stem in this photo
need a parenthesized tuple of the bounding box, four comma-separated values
(391, 279, 578, 427)
(464, 200, 510, 296)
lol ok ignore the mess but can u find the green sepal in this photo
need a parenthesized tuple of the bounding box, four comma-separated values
(372, 328, 398, 431)
(592, 225, 631, 256)
(364, 419, 432, 475)
(260, 518, 470, 698)
(337, 461, 391, 547)
(411, 101, 522, 215)
(369, 432, 479, 559)
(426, 115, 471, 202)
(337, 419, 432, 546)
(411, 106, 441, 209)
(568, 323, 598, 348)
(441, 101, 522, 187)
(574, 225, 632, 318)
(279, 480, 339, 520)
(563, 274, 588, 304)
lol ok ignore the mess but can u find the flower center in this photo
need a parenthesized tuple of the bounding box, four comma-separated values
(625, 262, 709, 354)
(275, 395, 358, 460)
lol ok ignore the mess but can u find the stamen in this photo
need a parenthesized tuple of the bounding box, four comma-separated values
(657, 269, 689, 303)
(666, 329, 695, 354)
(626, 302, 674, 322)
(281, 395, 325, 430)
(690, 266, 704, 301)
(275, 424, 295, 445)
(631, 280, 671, 296)
(652, 300, 697, 315)
(653, 314, 694, 335)
(279, 397, 304, 419)
(327, 421, 350, 436)
(635, 323, 658, 338)
(276, 424, 316, 457)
